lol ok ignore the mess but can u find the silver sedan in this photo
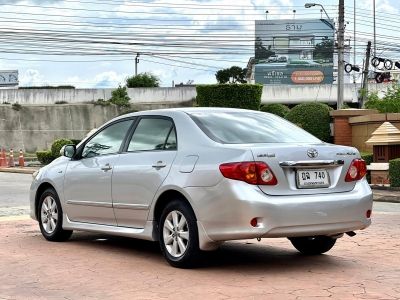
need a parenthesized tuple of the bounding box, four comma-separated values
(30, 108, 373, 268)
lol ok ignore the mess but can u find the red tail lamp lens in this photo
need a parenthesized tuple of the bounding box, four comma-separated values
(219, 162, 278, 185)
(366, 210, 372, 218)
(345, 159, 367, 182)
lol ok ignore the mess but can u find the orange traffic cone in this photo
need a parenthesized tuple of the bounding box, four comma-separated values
(8, 148, 15, 167)
(0, 148, 6, 167)
(18, 149, 25, 168)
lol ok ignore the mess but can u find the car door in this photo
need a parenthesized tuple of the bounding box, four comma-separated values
(112, 116, 178, 228)
(63, 118, 134, 225)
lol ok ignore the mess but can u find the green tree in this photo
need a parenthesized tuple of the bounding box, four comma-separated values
(255, 37, 275, 60)
(365, 84, 400, 113)
(215, 66, 247, 84)
(126, 72, 160, 88)
(314, 37, 334, 62)
(109, 85, 130, 107)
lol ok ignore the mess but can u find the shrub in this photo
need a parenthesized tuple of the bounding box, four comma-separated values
(55, 101, 68, 104)
(285, 102, 332, 142)
(11, 103, 22, 111)
(109, 85, 130, 108)
(389, 158, 400, 187)
(94, 99, 111, 106)
(196, 84, 262, 110)
(51, 138, 73, 157)
(36, 150, 54, 165)
(260, 103, 290, 118)
(361, 152, 373, 183)
(361, 152, 373, 165)
(126, 73, 160, 88)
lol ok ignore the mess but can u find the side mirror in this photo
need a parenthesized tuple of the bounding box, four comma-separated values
(62, 144, 76, 158)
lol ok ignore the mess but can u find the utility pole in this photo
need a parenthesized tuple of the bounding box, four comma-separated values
(373, 0, 376, 57)
(360, 41, 372, 108)
(135, 53, 140, 76)
(337, 0, 345, 109)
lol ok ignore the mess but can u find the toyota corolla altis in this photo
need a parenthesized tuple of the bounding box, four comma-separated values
(30, 108, 372, 268)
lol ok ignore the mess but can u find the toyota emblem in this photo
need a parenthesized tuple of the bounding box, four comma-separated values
(307, 148, 318, 158)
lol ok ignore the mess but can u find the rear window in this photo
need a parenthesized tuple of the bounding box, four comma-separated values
(189, 111, 321, 144)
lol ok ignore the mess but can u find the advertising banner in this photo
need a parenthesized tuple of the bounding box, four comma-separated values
(255, 19, 334, 84)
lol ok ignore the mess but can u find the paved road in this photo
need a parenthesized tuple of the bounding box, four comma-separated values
(0, 172, 31, 217)
(0, 173, 399, 299)
(0, 213, 399, 300)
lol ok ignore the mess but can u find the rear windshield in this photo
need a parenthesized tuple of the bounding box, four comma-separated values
(189, 111, 321, 144)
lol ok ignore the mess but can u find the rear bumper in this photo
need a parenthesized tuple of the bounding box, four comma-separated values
(185, 179, 372, 248)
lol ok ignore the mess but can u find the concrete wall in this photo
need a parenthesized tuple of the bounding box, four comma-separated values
(0, 83, 394, 105)
(0, 87, 197, 105)
(261, 83, 393, 104)
(0, 101, 193, 153)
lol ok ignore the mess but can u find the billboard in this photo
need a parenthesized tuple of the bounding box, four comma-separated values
(0, 70, 19, 87)
(254, 19, 334, 84)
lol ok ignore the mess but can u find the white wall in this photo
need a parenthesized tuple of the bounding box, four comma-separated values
(0, 87, 196, 105)
(0, 84, 393, 105)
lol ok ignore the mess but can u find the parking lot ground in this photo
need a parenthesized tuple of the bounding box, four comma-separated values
(0, 209, 399, 300)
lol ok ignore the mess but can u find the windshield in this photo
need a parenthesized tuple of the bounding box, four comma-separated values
(189, 111, 321, 144)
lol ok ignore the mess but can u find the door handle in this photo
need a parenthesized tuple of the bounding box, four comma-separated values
(152, 161, 167, 169)
(101, 163, 112, 171)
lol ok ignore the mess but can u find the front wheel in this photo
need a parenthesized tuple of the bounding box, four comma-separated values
(159, 200, 200, 268)
(38, 188, 73, 242)
(289, 236, 336, 255)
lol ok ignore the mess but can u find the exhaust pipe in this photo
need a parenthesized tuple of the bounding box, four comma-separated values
(346, 231, 356, 237)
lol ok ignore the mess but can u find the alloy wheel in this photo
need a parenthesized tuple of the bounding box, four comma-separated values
(163, 210, 189, 258)
(40, 196, 58, 234)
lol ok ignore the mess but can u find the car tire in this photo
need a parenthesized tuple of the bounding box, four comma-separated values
(159, 200, 200, 268)
(289, 236, 336, 255)
(38, 188, 73, 242)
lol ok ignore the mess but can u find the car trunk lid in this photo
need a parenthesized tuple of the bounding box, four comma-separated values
(249, 143, 359, 196)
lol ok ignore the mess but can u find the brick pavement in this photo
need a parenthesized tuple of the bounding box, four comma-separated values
(0, 211, 399, 300)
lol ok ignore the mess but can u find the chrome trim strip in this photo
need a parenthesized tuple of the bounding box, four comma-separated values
(279, 160, 344, 168)
(113, 203, 149, 210)
(66, 200, 112, 208)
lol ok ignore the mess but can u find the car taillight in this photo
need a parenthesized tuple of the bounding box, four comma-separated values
(219, 162, 278, 185)
(345, 159, 367, 182)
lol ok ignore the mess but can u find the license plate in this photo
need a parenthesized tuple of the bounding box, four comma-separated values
(296, 169, 330, 189)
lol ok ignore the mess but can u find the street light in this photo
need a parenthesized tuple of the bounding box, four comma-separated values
(304, 3, 331, 21)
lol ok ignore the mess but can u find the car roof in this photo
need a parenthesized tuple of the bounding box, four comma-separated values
(116, 107, 261, 119)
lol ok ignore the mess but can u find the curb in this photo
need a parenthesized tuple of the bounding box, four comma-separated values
(373, 195, 400, 204)
(0, 168, 37, 174)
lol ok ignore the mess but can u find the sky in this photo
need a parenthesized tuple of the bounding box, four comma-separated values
(0, 0, 399, 88)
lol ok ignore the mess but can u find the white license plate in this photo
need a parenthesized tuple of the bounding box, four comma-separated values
(296, 169, 330, 189)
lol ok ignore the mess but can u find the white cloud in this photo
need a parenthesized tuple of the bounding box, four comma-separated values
(65, 71, 128, 88)
(19, 69, 46, 86)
